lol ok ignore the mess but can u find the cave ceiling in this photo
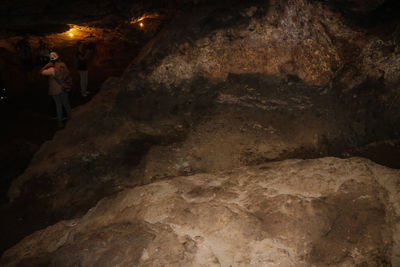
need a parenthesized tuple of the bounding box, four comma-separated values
(0, 0, 399, 36)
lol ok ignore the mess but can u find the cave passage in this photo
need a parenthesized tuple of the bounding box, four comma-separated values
(0, 12, 164, 201)
(1, 0, 400, 265)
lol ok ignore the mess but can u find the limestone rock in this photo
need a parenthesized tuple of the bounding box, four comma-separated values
(2, 157, 399, 266)
(121, 0, 400, 124)
(123, 0, 399, 90)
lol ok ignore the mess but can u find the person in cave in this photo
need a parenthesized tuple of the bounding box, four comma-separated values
(38, 39, 50, 66)
(75, 41, 90, 97)
(0, 58, 6, 102)
(40, 52, 72, 128)
(15, 36, 33, 71)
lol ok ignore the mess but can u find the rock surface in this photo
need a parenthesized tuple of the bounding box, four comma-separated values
(1, 0, 400, 264)
(2, 157, 400, 266)
(4, 0, 400, 207)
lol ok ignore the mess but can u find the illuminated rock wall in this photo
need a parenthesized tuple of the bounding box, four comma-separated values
(2, 158, 400, 266)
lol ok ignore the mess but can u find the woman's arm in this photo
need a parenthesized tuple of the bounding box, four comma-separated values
(40, 62, 55, 75)
(40, 62, 53, 72)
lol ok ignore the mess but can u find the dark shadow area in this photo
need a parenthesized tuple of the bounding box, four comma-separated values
(0, 16, 166, 255)
(6, 24, 70, 37)
(0, 137, 156, 255)
(221, 73, 400, 166)
(0, 0, 133, 33)
(344, 140, 400, 169)
(317, 0, 400, 38)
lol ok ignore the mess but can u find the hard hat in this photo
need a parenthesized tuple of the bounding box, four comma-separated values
(50, 52, 59, 61)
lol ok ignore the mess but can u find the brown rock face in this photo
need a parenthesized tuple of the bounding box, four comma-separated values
(135, 0, 344, 86)
(123, 0, 399, 90)
(1, 158, 399, 266)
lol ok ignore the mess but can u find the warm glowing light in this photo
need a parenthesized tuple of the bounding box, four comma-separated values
(139, 23, 144, 28)
(130, 13, 160, 24)
(62, 25, 98, 40)
(66, 26, 77, 38)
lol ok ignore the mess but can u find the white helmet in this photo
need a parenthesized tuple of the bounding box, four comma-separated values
(49, 52, 59, 61)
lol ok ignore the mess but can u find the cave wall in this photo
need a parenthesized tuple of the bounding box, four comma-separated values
(1, 0, 400, 263)
(119, 0, 400, 133)
(6, 0, 400, 222)
(122, 0, 400, 87)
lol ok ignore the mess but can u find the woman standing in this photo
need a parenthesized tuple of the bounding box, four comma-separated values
(40, 52, 71, 128)
(76, 41, 89, 97)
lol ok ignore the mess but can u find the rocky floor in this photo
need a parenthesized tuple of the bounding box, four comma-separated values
(2, 157, 399, 266)
(1, 67, 399, 266)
